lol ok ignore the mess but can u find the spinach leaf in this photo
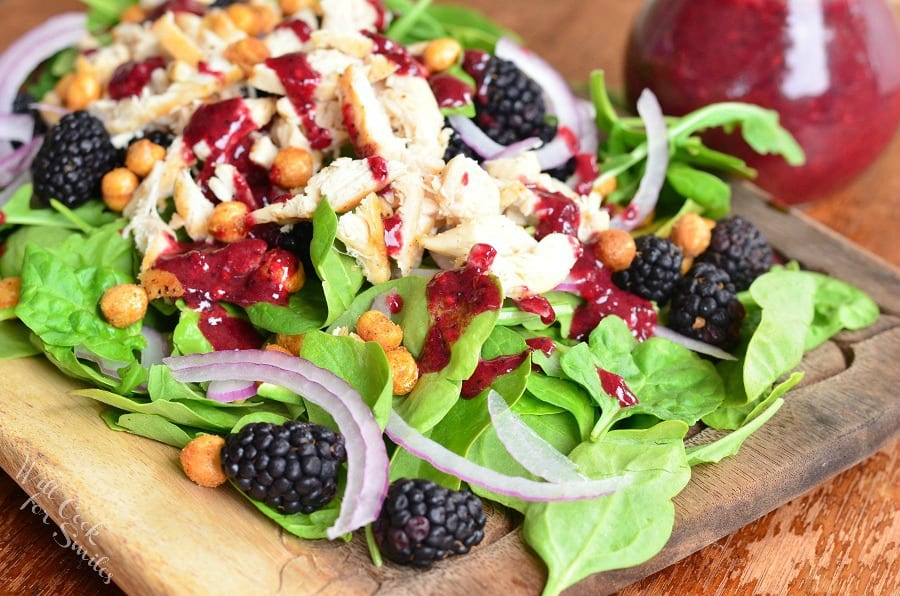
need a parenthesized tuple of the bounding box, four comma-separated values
(298, 330, 393, 427)
(395, 307, 499, 432)
(245, 283, 327, 335)
(392, 326, 532, 487)
(326, 275, 430, 356)
(17, 244, 145, 363)
(523, 421, 690, 596)
(72, 388, 255, 431)
(172, 302, 214, 355)
(525, 373, 595, 441)
(690, 396, 785, 465)
(309, 200, 365, 326)
(113, 412, 202, 448)
(703, 371, 802, 431)
(0, 225, 78, 278)
(561, 317, 725, 436)
(0, 321, 39, 358)
(802, 269, 880, 349)
(736, 269, 816, 403)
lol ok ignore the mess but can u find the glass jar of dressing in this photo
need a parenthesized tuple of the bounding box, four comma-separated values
(625, 0, 900, 203)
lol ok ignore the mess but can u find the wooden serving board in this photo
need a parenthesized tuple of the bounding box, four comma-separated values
(1, 185, 898, 595)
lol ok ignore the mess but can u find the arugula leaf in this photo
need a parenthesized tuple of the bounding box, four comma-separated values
(0, 184, 118, 231)
(589, 71, 804, 219)
(309, 200, 365, 326)
(523, 421, 690, 596)
(385, 0, 517, 51)
(664, 162, 731, 218)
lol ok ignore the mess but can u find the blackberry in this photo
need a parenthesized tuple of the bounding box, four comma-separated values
(12, 92, 47, 141)
(443, 127, 480, 162)
(612, 235, 683, 304)
(135, 129, 174, 148)
(696, 215, 772, 291)
(31, 110, 118, 207)
(374, 478, 486, 568)
(476, 55, 555, 144)
(668, 263, 745, 348)
(221, 421, 347, 515)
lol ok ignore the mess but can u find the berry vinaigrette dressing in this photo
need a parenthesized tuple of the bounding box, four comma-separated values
(626, 0, 900, 203)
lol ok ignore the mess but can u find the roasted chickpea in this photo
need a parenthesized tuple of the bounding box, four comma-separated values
(356, 310, 403, 352)
(269, 147, 314, 189)
(252, 4, 279, 35)
(423, 38, 462, 73)
(670, 213, 714, 259)
(225, 4, 260, 35)
(54, 73, 75, 104)
(126, 139, 166, 178)
(274, 333, 305, 355)
(208, 201, 250, 243)
(101, 168, 139, 212)
(280, 0, 318, 15)
(0, 277, 21, 309)
(100, 283, 149, 328)
(223, 37, 271, 72)
(180, 434, 228, 488)
(119, 5, 147, 24)
(65, 73, 101, 111)
(594, 229, 637, 272)
(593, 174, 617, 197)
(386, 346, 418, 395)
(139, 269, 184, 300)
(264, 343, 294, 356)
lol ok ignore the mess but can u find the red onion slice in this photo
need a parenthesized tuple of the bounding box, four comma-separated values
(652, 324, 737, 361)
(140, 326, 169, 369)
(447, 114, 505, 159)
(487, 391, 585, 483)
(385, 411, 632, 501)
(495, 37, 582, 169)
(0, 12, 86, 155)
(0, 169, 30, 209)
(206, 379, 259, 403)
(488, 136, 541, 161)
(164, 350, 390, 539)
(74, 345, 127, 378)
(0, 136, 42, 188)
(0, 113, 35, 143)
(610, 89, 669, 231)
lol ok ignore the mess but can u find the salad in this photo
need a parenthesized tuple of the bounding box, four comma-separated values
(0, 0, 882, 594)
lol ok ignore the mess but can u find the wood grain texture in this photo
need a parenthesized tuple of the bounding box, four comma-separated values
(0, 1, 898, 595)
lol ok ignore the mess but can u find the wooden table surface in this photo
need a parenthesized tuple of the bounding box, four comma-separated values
(0, 1, 897, 594)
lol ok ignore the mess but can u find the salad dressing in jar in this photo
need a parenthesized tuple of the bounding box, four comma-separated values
(625, 0, 900, 203)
